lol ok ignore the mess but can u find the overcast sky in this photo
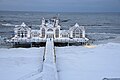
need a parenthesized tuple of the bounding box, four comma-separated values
(0, 0, 120, 12)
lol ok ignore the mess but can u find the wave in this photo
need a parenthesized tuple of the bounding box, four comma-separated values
(1, 23, 15, 26)
(86, 32, 119, 41)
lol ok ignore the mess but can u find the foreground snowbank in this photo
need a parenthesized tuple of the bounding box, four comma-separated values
(56, 43, 120, 80)
(0, 48, 44, 80)
(0, 43, 120, 80)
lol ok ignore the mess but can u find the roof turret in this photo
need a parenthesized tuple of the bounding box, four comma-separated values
(21, 22, 26, 27)
(74, 23, 79, 27)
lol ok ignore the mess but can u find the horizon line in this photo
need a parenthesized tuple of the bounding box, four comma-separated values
(0, 10, 120, 13)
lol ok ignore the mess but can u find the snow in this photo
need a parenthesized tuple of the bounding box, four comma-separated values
(42, 38, 58, 80)
(10, 37, 47, 43)
(56, 43, 120, 80)
(54, 38, 88, 43)
(0, 47, 44, 80)
(0, 42, 120, 80)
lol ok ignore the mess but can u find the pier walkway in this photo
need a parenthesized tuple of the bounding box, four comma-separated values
(42, 38, 58, 80)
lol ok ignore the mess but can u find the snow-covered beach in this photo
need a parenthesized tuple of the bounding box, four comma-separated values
(0, 48, 44, 80)
(0, 43, 120, 80)
(56, 43, 120, 80)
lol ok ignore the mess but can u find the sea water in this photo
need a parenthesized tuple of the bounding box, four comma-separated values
(0, 11, 120, 47)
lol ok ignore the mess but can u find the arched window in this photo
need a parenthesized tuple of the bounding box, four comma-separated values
(47, 28, 53, 31)
(73, 28, 82, 38)
(55, 29, 59, 38)
(41, 28, 45, 38)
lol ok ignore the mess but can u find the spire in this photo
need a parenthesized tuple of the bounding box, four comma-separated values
(74, 23, 79, 27)
(21, 22, 26, 27)
(55, 19, 59, 26)
(42, 17, 45, 25)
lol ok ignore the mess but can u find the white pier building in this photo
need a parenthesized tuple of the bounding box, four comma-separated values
(9, 17, 89, 47)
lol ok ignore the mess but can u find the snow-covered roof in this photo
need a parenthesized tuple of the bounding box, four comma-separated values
(60, 30, 69, 34)
(46, 31, 54, 34)
(46, 23, 54, 28)
(74, 23, 79, 27)
(14, 22, 31, 31)
(31, 30, 40, 32)
(69, 23, 85, 31)
(21, 22, 26, 27)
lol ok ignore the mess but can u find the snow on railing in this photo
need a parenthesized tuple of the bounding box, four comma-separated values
(54, 38, 89, 43)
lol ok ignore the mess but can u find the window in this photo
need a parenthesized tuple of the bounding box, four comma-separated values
(73, 28, 82, 38)
(41, 28, 45, 38)
(32, 32, 39, 37)
(55, 29, 59, 38)
(17, 31, 21, 37)
(17, 30, 28, 38)
(24, 31, 27, 37)
(21, 31, 24, 38)
(62, 34, 68, 38)
(47, 28, 53, 31)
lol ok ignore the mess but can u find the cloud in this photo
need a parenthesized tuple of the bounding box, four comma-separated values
(0, 0, 120, 12)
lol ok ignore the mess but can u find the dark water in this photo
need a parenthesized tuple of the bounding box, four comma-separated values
(0, 11, 120, 47)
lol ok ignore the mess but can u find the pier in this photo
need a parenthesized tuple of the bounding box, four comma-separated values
(8, 18, 89, 47)
(42, 38, 58, 80)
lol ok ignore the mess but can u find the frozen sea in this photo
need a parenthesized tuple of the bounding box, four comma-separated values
(0, 11, 120, 47)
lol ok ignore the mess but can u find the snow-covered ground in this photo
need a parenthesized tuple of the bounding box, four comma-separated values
(56, 43, 120, 80)
(0, 43, 120, 80)
(0, 47, 44, 80)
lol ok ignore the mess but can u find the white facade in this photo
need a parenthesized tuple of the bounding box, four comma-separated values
(12, 18, 88, 43)
(40, 18, 60, 39)
(69, 23, 85, 38)
(14, 22, 31, 38)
